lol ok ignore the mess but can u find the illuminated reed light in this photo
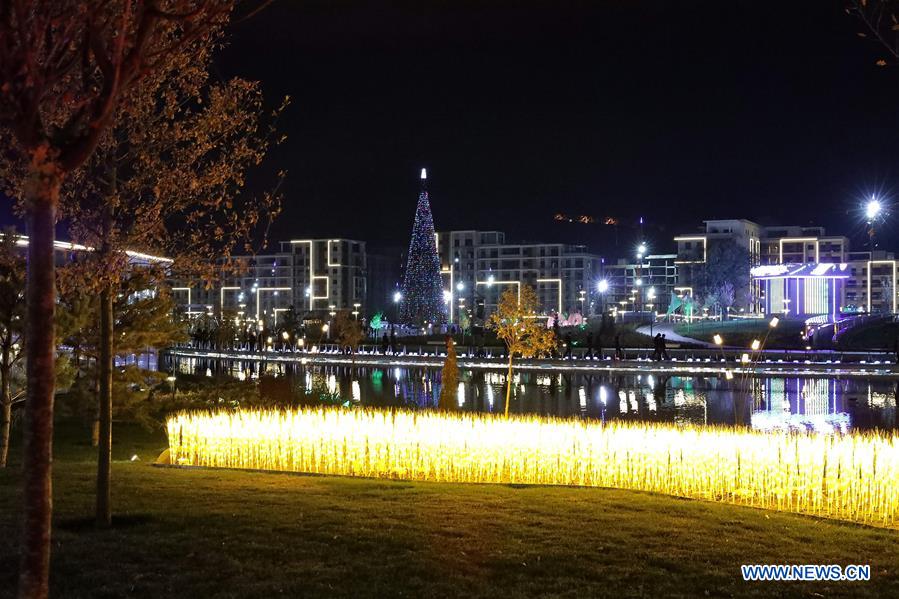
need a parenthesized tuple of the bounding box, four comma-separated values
(167, 407, 899, 527)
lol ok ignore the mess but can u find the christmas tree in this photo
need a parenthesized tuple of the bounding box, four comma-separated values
(400, 168, 446, 325)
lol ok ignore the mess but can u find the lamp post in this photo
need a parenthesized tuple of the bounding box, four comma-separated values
(866, 196, 883, 254)
(166, 376, 176, 402)
(328, 305, 336, 342)
(393, 290, 402, 325)
(635, 243, 647, 324)
(597, 279, 609, 321)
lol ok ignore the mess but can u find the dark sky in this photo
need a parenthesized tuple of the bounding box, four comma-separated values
(105, 2, 899, 255)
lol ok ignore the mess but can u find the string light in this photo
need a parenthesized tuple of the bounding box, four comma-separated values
(168, 407, 899, 527)
(400, 168, 445, 324)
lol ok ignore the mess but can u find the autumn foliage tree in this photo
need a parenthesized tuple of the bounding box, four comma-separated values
(438, 336, 459, 412)
(487, 285, 555, 417)
(333, 310, 364, 361)
(0, 231, 25, 468)
(0, 2, 251, 596)
(64, 45, 285, 528)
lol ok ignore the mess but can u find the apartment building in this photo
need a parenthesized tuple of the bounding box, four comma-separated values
(602, 254, 679, 315)
(188, 238, 367, 325)
(674, 219, 896, 316)
(436, 230, 603, 320)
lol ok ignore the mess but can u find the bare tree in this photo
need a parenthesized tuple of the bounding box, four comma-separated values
(0, 2, 245, 595)
(849, 0, 899, 64)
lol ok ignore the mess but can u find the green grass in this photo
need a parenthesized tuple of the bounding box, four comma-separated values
(674, 318, 806, 349)
(2, 421, 899, 597)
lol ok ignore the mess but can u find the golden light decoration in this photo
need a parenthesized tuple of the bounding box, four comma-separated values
(167, 407, 899, 527)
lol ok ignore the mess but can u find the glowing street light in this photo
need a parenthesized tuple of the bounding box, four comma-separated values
(769, 316, 779, 328)
(597, 279, 609, 293)
(637, 243, 647, 256)
(443, 290, 452, 303)
(393, 291, 402, 303)
(456, 281, 465, 291)
(866, 197, 882, 221)
(713, 334, 723, 346)
(751, 339, 761, 351)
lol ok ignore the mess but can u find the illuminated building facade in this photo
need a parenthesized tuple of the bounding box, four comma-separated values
(603, 254, 679, 316)
(675, 219, 897, 315)
(436, 230, 603, 320)
(750, 263, 849, 319)
(189, 238, 367, 325)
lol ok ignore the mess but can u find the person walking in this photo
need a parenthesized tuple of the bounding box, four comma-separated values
(661, 334, 670, 360)
(586, 331, 594, 360)
(614, 333, 623, 360)
(564, 332, 573, 360)
(381, 332, 389, 355)
(652, 333, 662, 361)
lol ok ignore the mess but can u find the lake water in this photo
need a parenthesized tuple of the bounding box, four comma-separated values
(166, 356, 898, 434)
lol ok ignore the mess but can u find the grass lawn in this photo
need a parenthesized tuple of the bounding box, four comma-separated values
(1, 421, 899, 598)
(674, 318, 806, 349)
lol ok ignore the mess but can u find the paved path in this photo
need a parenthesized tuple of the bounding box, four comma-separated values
(635, 322, 716, 348)
(168, 347, 899, 380)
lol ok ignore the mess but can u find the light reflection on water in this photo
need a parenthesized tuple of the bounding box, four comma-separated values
(167, 356, 898, 433)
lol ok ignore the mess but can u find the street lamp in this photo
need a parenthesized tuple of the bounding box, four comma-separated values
(393, 290, 402, 324)
(597, 279, 609, 319)
(866, 197, 882, 221)
(456, 281, 464, 292)
(866, 195, 885, 253)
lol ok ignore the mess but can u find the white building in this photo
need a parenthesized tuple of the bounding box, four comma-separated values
(674, 219, 896, 315)
(186, 238, 367, 326)
(436, 230, 603, 321)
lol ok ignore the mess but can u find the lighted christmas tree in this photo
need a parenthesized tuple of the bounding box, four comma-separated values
(400, 168, 446, 325)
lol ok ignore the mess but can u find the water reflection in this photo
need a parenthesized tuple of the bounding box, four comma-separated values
(165, 356, 898, 433)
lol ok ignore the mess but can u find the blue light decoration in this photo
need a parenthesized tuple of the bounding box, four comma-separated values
(400, 168, 446, 325)
(750, 263, 849, 321)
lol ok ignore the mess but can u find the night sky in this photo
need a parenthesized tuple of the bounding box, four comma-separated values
(12, 1, 899, 258)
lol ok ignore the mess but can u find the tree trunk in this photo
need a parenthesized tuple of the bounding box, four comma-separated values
(19, 159, 60, 599)
(96, 287, 113, 527)
(0, 396, 10, 469)
(504, 353, 514, 417)
(0, 344, 11, 468)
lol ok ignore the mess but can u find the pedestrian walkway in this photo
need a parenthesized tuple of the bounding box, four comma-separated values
(635, 322, 716, 348)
